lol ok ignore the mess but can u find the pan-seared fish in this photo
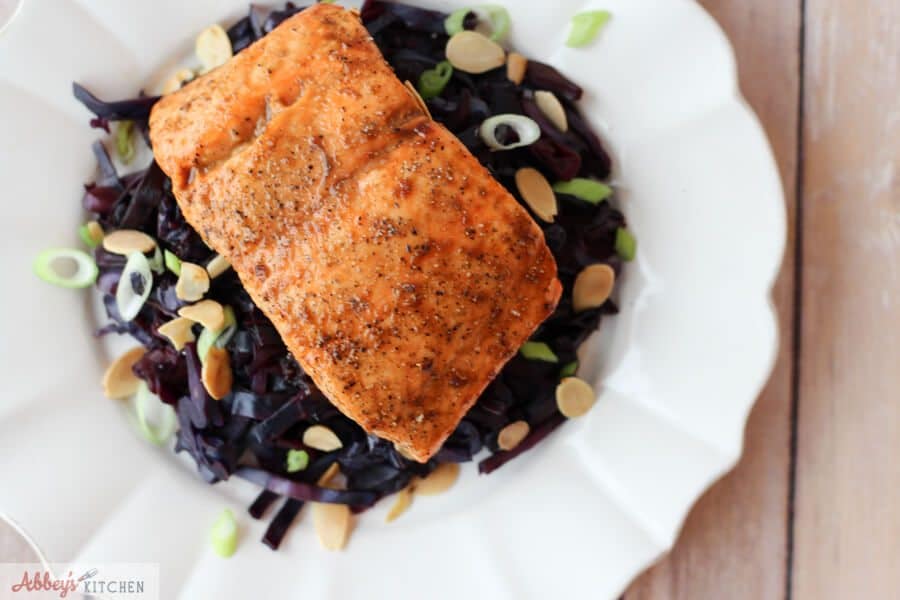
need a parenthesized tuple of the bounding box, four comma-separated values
(149, 4, 561, 461)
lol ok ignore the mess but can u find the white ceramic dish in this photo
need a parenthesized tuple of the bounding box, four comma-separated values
(0, 1, 784, 598)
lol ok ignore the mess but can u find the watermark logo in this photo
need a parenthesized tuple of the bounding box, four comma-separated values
(1, 563, 159, 600)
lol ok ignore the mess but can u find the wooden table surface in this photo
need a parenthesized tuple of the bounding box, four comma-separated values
(2, 1, 898, 597)
(626, 0, 900, 597)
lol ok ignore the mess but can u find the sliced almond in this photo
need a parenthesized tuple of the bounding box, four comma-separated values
(311, 462, 353, 549)
(317, 462, 341, 487)
(515, 167, 557, 222)
(413, 463, 460, 496)
(205, 254, 232, 279)
(101, 347, 145, 399)
(556, 377, 596, 418)
(162, 68, 195, 95)
(175, 262, 210, 302)
(195, 24, 233, 72)
(573, 264, 616, 312)
(157, 317, 196, 351)
(84, 221, 104, 246)
(312, 502, 352, 551)
(445, 31, 506, 74)
(201, 346, 233, 400)
(303, 425, 343, 452)
(534, 90, 568, 132)
(393, 443, 420, 462)
(178, 299, 226, 331)
(386, 487, 414, 523)
(404, 80, 432, 119)
(497, 420, 530, 451)
(506, 52, 527, 85)
(102, 229, 156, 255)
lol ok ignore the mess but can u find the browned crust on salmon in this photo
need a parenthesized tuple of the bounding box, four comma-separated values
(149, 4, 561, 461)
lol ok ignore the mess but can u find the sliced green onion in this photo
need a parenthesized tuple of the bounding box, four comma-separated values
(559, 361, 579, 378)
(417, 61, 453, 100)
(480, 114, 541, 151)
(615, 227, 637, 261)
(445, 5, 510, 41)
(474, 5, 510, 41)
(197, 305, 237, 363)
(33, 248, 98, 289)
(116, 120, 136, 164)
(444, 8, 468, 36)
(519, 341, 559, 363)
(78, 221, 103, 248)
(196, 327, 216, 364)
(552, 178, 613, 204)
(134, 382, 177, 445)
(210, 509, 238, 558)
(286, 449, 310, 473)
(566, 10, 612, 48)
(148, 247, 164, 274)
(78, 224, 95, 247)
(116, 251, 153, 321)
(566, 10, 611, 48)
(164, 249, 182, 276)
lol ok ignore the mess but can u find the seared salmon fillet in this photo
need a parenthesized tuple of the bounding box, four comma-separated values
(149, 4, 561, 461)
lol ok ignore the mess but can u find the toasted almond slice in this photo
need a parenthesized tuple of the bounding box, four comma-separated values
(497, 420, 530, 451)
(507, 52, 527, 84)
(317, 462, 341, 487)
(303, 425, 343, 452)
(312, 502, 352, 551)
(178, 299, 226, 331)
(201, 346, 233, 400)
(535, 90, 568, 132)
(393, 443, 420, 462)
(556, 377, 596, 418)
(515, 167, 557, 222)
(162, 68, 195, 95)
(102, 347, 145, 399)
(413, 463, 460, 496)
(102, 229, 156, 255)
(196, 24, 233, 72)
(84, 221, 104, 246)
(404, 80, 432, 119)
(157, 317, 196, 351)
(572, 264, 615, 312)
(175, 262, 210, 302)
(312, 462, 352, 549)
(386, 487, 414, 523)
(445, 31, 506, 74)
(205, 254, 232, 279)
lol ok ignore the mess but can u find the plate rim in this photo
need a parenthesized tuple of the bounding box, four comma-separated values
(616, 2, 786, 586)
(0, 0, 787, 596)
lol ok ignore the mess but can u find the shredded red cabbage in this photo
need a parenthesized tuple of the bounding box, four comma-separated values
(79, 1, 627, 550)
(72, 82, 160, 122)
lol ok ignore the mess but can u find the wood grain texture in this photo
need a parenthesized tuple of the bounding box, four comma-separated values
(793, 0, 900, 598)
(624, 0, 800, 597)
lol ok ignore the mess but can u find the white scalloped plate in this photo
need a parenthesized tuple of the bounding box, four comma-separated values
(0, 1, 783, 598)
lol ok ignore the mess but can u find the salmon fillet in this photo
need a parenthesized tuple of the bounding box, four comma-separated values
(149, 4, 561, 461)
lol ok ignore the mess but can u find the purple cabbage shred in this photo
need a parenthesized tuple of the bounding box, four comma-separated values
(79, 1, 628, 550)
